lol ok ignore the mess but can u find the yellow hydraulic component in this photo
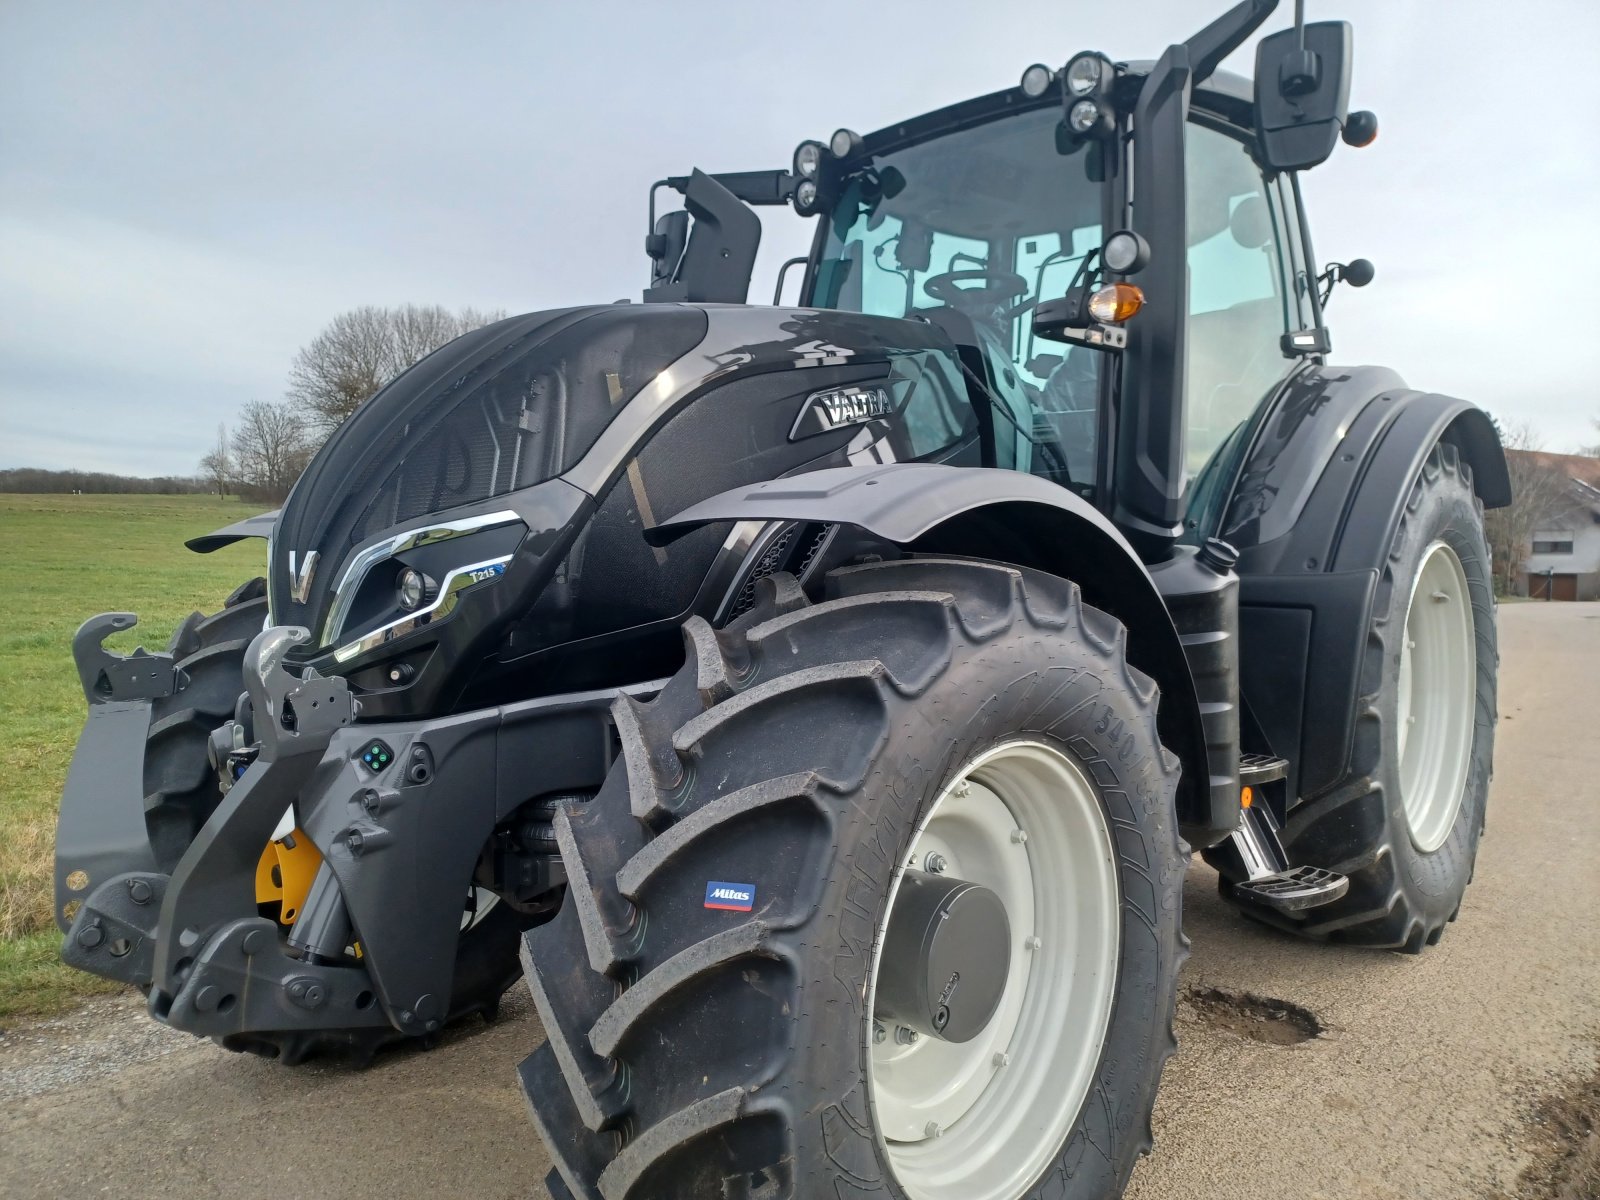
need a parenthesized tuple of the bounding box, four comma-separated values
(253, 828, 325, 926)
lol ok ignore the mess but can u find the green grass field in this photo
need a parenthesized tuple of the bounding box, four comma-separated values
(0, 493, 265, 1017)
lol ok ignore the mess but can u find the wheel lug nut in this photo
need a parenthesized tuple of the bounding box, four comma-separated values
(1011, 829, 1029, 844)
(953, 780, 971, 798)
(923, 852, 948, 874)
(873, 1021, 887, 1045)
(1026, 934, 1042, 951)
(894, 1025, 919, 1046)
(993, 1052, 1010, 1068)
(924, 1121, 942, 1139)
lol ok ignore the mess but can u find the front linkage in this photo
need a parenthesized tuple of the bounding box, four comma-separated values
(58, 614, 627, 1058)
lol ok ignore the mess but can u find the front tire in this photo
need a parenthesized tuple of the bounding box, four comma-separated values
(520, 558, 1186, 1200)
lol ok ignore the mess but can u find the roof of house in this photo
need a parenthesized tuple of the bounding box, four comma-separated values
(1508, 449, 1600, 520)
(1507, 449, 1600, 487)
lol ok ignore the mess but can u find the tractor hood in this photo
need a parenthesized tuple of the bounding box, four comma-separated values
(267, 305, 708, 639)
(256, 302, 974, 716)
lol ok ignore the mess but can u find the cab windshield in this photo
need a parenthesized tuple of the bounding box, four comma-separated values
(809, 105, 1106, 488)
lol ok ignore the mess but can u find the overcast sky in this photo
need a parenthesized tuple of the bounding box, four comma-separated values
(3, 0, 1597, 476)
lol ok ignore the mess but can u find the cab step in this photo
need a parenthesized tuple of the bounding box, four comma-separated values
(1233, 864, 1349, 912)
(1239, 752, 1289, 786)
(1212, 758, 1350, 915)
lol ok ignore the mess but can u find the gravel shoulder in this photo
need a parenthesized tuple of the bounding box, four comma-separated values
(3, 601, 1596, 1199)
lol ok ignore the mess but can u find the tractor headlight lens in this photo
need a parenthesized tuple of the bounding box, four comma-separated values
(792, 140, 824, 180)
(794, 178, 819, 214)
(396, 567, 428, 611)
(1102, 229, 1150, 274)
(1088, 282, 1145, 324)
(1065, 54, 1104, 96)
(830, 127, 863, 160)
(1068, 98, 1102, 134)
(1020, 63, 1055, 98)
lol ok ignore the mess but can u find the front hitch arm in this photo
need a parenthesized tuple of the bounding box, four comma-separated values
(147, 626, 357, 1002)
(65, 625, 393, 1042)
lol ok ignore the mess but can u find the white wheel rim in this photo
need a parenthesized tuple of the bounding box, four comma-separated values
(866, 740, 1121, 1200)
(1396, 540, 1476, 852)
(462, 886, 499, 932)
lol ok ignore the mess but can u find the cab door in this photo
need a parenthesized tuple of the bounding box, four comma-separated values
(1179, 118, 1307, 537)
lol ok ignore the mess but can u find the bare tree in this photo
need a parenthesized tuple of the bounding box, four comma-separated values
(1483, 422, 1573, 595)
(231, 401, 309, 502)
(1582, 416, 1600, 457)
(287, 304, 505, 435)
(198, 422, 231, 496)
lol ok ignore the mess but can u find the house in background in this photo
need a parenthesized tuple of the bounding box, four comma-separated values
(1515, 451, 1600, 600)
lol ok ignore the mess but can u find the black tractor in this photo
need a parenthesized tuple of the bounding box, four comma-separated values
(56, 1, 1506, 1196)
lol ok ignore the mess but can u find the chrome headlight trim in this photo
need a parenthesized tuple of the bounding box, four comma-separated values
(331, 554, 513, 663)
(317, 509, 524, 648)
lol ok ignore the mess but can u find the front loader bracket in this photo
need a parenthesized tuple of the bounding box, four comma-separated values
(72, 612, 183, 704)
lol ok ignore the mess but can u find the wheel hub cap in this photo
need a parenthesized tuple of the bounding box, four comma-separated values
(874, 870, 1011, 1043)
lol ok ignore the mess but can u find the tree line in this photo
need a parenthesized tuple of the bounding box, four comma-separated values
(0, 467, 213, 494)
(201, 304, 504, 502)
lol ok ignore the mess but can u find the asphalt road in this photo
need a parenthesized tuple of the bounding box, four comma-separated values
(3, 601, 1595, 1200)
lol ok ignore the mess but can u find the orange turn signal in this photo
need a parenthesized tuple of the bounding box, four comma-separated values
(1088, 282, 1145, 324)
(1241, 785, 1254, 809)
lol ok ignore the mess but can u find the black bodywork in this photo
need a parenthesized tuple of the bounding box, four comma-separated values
(56, 0, 1509, 1050)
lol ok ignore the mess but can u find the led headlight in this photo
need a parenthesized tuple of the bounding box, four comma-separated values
(1102, 229, 1151, 274)
(1068, 98, 1104, 134)
(1020, 63, 1055, 98)
(793, 177, 820, 215)
(792, 139, 824, 180)
(396, 567, 430, 611)
(830, 127, 863, 160)
(1065, 53, 1106, 96)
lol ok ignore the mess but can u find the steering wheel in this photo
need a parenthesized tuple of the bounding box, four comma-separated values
(922, 269, 1029, 311)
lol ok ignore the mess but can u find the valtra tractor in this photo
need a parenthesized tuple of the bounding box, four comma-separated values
(55, 1, 1507, 1196)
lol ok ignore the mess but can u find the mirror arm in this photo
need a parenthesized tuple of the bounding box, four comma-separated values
(1183, 0, 1280, 86)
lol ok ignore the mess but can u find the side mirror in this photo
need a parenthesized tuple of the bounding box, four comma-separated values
(644, 170, 762, 304)
(645, 211, 689, 288)
(1254, 21, 1353, 171)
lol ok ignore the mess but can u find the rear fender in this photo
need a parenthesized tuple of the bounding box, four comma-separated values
(1224, 378, 1508, 803)
(654, 464, 1227, 846)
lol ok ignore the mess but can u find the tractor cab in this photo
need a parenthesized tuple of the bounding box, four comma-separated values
(645, 0, 1376, 559)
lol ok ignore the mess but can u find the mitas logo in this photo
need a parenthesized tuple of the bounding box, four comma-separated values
(789, 384, 898, 440)
(703, 881, 756, 912)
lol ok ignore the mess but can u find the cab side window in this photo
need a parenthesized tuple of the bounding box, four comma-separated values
(1183, 121, 1296, 488)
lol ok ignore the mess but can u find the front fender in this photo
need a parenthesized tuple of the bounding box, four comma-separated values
(655, 464, 1230, 846)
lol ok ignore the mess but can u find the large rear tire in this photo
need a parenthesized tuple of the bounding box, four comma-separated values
(520, 558, 1186, 1200)
(1254, 441, 1497, 949)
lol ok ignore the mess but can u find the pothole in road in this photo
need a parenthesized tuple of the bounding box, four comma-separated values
(1185, 986, 1323, 1045)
